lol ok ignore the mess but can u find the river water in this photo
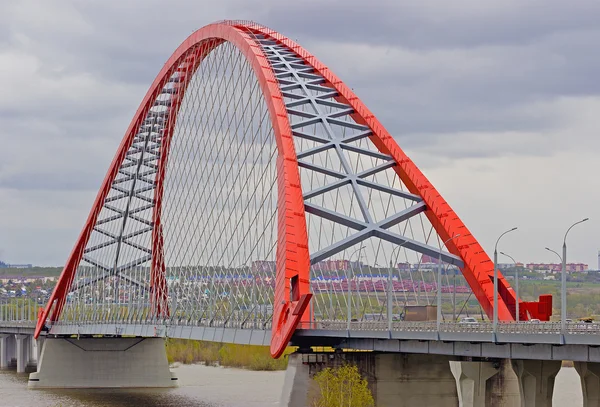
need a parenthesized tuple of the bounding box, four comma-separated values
(0, 364, 583, 406)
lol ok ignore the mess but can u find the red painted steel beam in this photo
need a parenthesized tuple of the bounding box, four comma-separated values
(36, 24, 313, 351)
(239, 21, 551, 323)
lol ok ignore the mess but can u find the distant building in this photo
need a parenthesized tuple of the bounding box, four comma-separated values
(497, 263, 524, 270)
(526, 263, 588, 273)
(311, 259, 363, 272)
(0, 261, 32, 269)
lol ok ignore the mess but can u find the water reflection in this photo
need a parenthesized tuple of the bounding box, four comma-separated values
(0, 364, 583, 406)
(0, 364, 282, 407)
(36, 389, 217, 407)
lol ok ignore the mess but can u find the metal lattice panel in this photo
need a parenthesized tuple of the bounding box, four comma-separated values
(59, 64, 188, 322)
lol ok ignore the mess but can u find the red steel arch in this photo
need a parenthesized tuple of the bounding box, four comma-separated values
(36, 21, 550, 357)
(241, 21, 550, 324)
(35, 22, 313, 358)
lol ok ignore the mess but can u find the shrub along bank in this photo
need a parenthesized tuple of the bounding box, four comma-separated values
(165, 339, 293, 371)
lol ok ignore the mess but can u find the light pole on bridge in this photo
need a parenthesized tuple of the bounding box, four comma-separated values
(438, 234, 460, 333)
(500, 252, 520, 322)
(493, 227, 517, 333)
(545, 246, 563, 329)
(562, 219, 588, 332)
(388, 244, 405, 331)
(546, 218, 588, 335)
(347, 246, 365, 331)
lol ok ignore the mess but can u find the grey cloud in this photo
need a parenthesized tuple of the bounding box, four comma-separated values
(0, 0, 598, 266)
(0, 171, 102, 191)
(253, 0, 600, 49)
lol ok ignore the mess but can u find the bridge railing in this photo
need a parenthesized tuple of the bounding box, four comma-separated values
(44, 317, 273, 331)
(296, 320, 600, 335)
(0, 298, 40, 323)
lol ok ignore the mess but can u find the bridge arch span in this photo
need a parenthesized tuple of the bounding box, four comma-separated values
(37, 22, 311, 357)
(37, 21, 550, 358)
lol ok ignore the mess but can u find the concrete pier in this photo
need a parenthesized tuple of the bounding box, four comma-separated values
(450, 360, 498, 407)
(575, 362, 600, 407)
(486, 358, 521, 407)
(29, 337, 177, 388)
(511, 359, 561, 407)
(15, 334, 29, 373)
(280, 352, 459, 407)
(278, 353, 579, 407)
(375, 353, 458, 406)
(279, 353, 310, 407)
(0, 334, 16, 369)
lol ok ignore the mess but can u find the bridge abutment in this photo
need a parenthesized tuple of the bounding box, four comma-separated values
(279, 353, 311, 407)
(574, 362, 600, 407)
(28, 337, 177, 388)
(511, 359, 561, 407)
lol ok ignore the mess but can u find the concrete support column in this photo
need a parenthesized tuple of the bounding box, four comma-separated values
(511, 360, 561, 407)
(0, 334, 13, 368)
(15, 334, 29, 373)
(28, 336, 36, 367)
(36, 337, 45, 365)
(375, 353, 458, 406)
(450, 360, 498, 407)
(486, 359, 521, 407)
(279, 353, 310, 407)
(574, 362, 600, 407)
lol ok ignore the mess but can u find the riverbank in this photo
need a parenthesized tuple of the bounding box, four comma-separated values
(166, 339, 293, 370)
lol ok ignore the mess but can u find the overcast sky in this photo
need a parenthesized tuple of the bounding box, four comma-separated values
(0, 0, 598, 268)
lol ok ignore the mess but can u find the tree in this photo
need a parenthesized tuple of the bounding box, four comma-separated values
(311, 364, 374, 407)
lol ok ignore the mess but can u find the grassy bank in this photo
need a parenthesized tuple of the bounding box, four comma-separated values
(166, 339, 293, 370)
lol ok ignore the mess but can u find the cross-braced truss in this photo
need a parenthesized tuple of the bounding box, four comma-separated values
(258, 38, 463, 268)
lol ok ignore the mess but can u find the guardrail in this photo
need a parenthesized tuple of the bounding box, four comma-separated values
(296, 320, 600, 335)
(0, 298, 41, 322)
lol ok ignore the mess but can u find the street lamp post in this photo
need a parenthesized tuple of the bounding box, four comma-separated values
(562, 218, 589, 334)
(387, 245, 405, 331)
(438, 234, 460, 332)
(500, 252, 519, 322)
(493, 227, 518, 333)
(347, 246, 365, 331)
(545, 246, 563, 327)
(452, 269, 457, 322)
